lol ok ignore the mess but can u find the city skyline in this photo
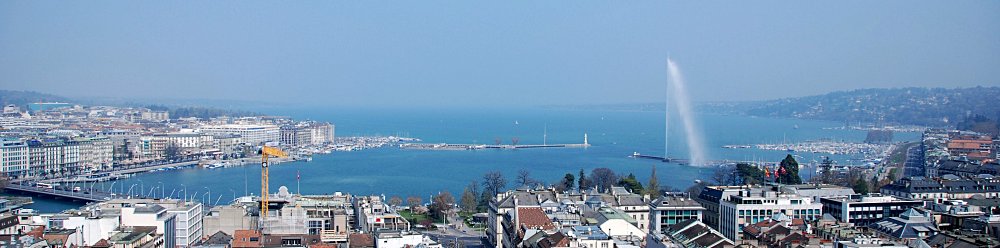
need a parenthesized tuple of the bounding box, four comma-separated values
(1, 1, 998, 107)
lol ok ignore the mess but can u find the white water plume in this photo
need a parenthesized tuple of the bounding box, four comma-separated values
(667, 58, 709, 166)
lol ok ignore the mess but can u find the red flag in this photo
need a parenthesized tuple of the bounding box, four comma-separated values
(764, 167, 771, 177)
(779, 166, 787, 175)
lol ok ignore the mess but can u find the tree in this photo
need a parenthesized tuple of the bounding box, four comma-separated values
(578, 169, 590, 190)
(482, 171, 506, 197)
(556, 173, 575, 192)
(712, 165, 734, 185)
(407, 196, 422, 210)
(461, 182, 478, 213)
(517, 169, 534, 187)
(778, 154, 803, 184)
(389, 196, 403, 207)
(617, 173, 644, 194)
(686, 181, 710, 197)
(480, 171, 506, 210)
(430, 191, 455, 220)
(646, 165, 661, 197)
(164, 143, 182, 161)
(0, 177, 9, 193)
(589, 168, 618, 192)
(735, 163, 765, 185)
(853, 177, 869, 194)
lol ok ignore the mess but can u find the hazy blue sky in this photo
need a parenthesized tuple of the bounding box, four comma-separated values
(1, 1, 997, 107)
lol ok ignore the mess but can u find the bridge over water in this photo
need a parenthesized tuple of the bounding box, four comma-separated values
(5, 183, 119, 202)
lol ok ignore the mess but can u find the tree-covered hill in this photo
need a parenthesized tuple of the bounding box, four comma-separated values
(743, 87, 1000, 127)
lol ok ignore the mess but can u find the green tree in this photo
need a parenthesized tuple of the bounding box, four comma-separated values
(778, 154, 803, 184)
(853, 177, 870, 194)
(617, 173, 644, 194)
(578, 169, 589, 191)
(557, 173, 575, 192)
(735, 163, 765, 185)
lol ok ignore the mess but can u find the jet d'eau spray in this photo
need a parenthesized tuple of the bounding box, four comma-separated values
(667, 58, 709, 166)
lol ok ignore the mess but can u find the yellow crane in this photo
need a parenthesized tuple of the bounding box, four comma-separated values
(260, 146, 288, 222)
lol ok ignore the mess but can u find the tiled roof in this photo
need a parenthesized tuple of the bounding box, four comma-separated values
(518, 207, 556, 230)
(349, 233, 374, 248)
(232, 230, 261, 247)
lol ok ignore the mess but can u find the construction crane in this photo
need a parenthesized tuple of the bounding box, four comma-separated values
(260, 146, 288, 222)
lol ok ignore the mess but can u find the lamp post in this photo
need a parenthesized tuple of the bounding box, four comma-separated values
(204, 187, 211, 206)
(127, 184, 136, 198)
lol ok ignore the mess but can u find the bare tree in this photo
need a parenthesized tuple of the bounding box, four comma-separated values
(407, 196, 422, 210)
(430, 191, 456, 219)
(517, 169, 534, 186)
(389, 196, 403, 207)
(712, 165, 734, 186)
(461, 185, 478, 213)
(482, 171, 507, 199)
(646, 165, 661, 197)
(589, 168, 618, 192)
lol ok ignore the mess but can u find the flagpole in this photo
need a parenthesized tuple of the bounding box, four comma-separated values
(297, 170, 301, 195)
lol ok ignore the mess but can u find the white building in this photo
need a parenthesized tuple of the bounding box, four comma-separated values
(140, 111, 170, 121)
(375, 230, 441, 248)
(77, 136, 113, 171)
(199, 124, 279, 145)
(718, 186, 822, 241)
(167, 201, 204, 247)
(0, 138, 29, 178)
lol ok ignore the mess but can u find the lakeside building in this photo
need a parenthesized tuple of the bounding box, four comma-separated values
(0, 137, 29, 178)
(75, 136, 113, 171)
(880, 176, 1000, 200)
(27, 138, 82, 178)
(648, 192, 705, 235)
(820, 194, 923, 227)
(199, 124, 279, 146)
(280, 122, 336, 147)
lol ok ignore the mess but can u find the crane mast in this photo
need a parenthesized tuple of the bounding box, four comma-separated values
(260, 146, 288, 224)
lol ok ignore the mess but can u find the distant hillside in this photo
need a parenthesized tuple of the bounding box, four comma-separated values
(0, 90, 72, 107)
(0, 90, 256, 118)
(743, 87, 1000, 127)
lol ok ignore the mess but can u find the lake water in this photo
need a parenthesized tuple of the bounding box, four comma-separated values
(17, 107, 919, 211)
